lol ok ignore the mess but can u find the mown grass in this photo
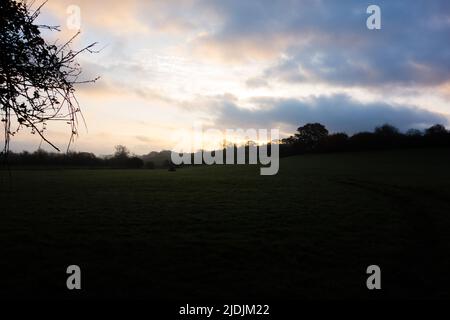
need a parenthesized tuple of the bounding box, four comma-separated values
(1, 148, 450, 299)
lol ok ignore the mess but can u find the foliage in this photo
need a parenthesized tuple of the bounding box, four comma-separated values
(280, 122, 450, 156)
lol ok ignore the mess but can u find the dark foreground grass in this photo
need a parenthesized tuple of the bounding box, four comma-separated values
(1, 148, 450, 299)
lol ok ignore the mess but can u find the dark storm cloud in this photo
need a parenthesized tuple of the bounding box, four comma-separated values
(203, 0, 450, 87)
(215, 94, 447, 134)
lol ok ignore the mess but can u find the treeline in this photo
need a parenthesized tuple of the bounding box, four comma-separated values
(1, 145, 144, 169)
(280, 123, 450, 156)
(1, 123, 449, 169)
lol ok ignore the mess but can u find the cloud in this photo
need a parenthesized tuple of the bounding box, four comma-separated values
(194, 0, 450, 87)
(246, 77, 270, 88)
(190, 32, 295, 63)
(74, 59, 180, 105)
(44, 0, 450, 88)
(43, 0, 450, 87)
(214, 94, 448, 134)
(44, 0, 210, 36)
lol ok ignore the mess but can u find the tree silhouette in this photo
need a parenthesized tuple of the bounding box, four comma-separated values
(321, 132, 348, 152)
(0, 0, 98, 154)
(295, 123, 329, 150)
(424, 124, 449, 146)
(113, 145, 130, 159)
(406, 129, 423, 137)
(374, 124, 400, 137)
(425, 124, 447, 137)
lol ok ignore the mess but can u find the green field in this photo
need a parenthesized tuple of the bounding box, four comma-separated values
(1, 148, 450, 299)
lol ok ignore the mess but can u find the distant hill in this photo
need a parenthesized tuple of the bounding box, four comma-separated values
(141, 150, 172, 168)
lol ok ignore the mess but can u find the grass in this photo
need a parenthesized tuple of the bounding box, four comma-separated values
(1, 148, 450, 299)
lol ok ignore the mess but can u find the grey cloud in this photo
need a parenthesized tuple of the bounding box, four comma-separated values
(60, 0, 450, 88)
(214, 94, 448, 134)
(201, 0, 450, 87)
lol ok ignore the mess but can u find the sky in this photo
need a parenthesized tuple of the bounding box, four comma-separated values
(10, 0, 450, 155)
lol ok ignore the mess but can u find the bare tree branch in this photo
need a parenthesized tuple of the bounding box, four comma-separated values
(0, 0, 98, 154)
